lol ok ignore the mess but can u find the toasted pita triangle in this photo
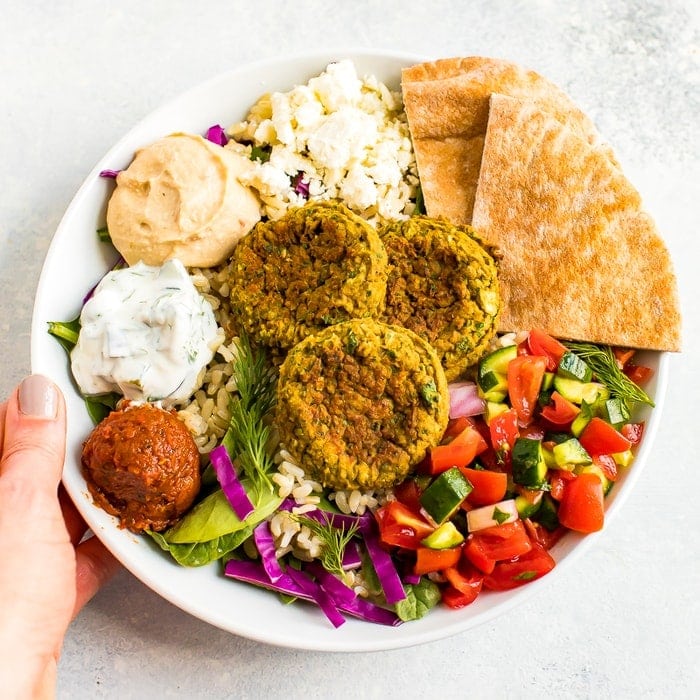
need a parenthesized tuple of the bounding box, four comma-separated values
(401, 57, 614, 225)
(471, 94, 681, 351)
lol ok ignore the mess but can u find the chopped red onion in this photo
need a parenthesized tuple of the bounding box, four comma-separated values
(449, 381, 486, 418)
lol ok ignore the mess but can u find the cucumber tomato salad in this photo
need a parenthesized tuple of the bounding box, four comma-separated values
(373, 329, 653, 610)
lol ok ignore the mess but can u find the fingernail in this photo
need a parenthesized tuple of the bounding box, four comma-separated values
(19, 374, 58, 419)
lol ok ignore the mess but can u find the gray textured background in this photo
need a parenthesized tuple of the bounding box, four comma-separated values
(1, 1, 698, 698)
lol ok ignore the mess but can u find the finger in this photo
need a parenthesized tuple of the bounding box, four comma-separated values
(72, 535, 120, 618)
(0, 401, 7, 456)
(59, 484, 89, 547)
(0, 375, 66, 494)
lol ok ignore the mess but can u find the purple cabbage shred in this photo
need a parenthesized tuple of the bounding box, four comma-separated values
(205, 124, 228, 146)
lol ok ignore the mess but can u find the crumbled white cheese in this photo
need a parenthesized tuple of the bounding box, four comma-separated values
(226, 60, 418, 224)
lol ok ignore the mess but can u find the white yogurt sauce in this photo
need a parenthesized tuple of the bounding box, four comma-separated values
(71, 259, 222, 405)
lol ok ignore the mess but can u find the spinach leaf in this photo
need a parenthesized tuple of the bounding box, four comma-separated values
(394, 578, 441, 621)
(164, 480, 281, 545)
(148, 528, 254, 567)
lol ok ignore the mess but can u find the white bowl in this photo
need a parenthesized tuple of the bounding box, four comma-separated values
(30, 49, 668, 651)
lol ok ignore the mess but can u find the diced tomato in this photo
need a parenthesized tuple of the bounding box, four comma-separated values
(593, 454, 618, 482)
(483, 542, 556, 590)
(557, 472, 605, 533)
(621, 422, 645, 445)
(428, 422, 488, 474)
(442, 564, 484, 607)
(375, 501, 434, 550)
(489, 407, 519, 455)
(527, 329, 568, 371)
(441, 416, 472, 443)
(463, 534, 496, 574)
(523, 519, 567, 550)
(442, 583, 480, 608)
(540, 391, 580, 428)
(507, 355, 548, 427)
(413, 545, 462, 575)
(624, 364, 654, 387)
(579, 417, 632, 456)
(469, 519, 532, 561)
(460, 467, 508, 507)
(393, 479, 423, 513)
(519, 423, 546, 441)
(613, 347, 636, 367)
(549, 472, 569, 501)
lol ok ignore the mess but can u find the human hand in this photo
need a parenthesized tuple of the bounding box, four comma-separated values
(0, 375, 120, 699)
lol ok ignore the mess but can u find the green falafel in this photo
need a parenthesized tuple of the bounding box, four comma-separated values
(228, 201, 388, 353)
(276, 319, 449, 491)
(380, 216, 501, 381)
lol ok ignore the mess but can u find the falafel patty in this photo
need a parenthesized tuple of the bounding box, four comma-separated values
(276, 318, 449, 491)
(380, 216, 501, 381)
(228, 201, 388, 352)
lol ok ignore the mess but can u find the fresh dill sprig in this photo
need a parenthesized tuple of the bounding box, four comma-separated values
(295, 513, 359, 578)
(230, 331, 277, 420)
(563, 341, 654, 410)
(222, 332, 278, 496)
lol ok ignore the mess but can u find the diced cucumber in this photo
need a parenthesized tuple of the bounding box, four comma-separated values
(542, 372, 555, 391)
(602, 398, 630, 426)
(582, 382, 609, 405)
(479, 344, 518, 376)
(557, 351, 593, 382)
(419, 467, 472, 524)
(512, 438, 548, 488)
(477, 371, 508, 402)
(533, 493, 559, 531)
(420, 521, 465, 549)
(577, 465, 613, 496)
(542, 444, 558, 469)
(552, 438, 592, 468)
(571, 400, 595, 437)
(612, 449, 634, 468)
(466, 499, 519, 532)
(553, 375, 586, 403)
(515, 490, 543, 518)
(484, 400, 509, 424)
(477, 345, 518, 402)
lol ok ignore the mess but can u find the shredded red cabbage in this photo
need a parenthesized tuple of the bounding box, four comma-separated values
(99, 169, 120, 178)
(253, 521, 284, 583)
(291, 172, 310, 199)
(305, 561, 356, 605)
(402, 572, 422, 586)
(209, 445, 255, 520)
(305, 507, 371, 531)
(362, 522, 407, 605)
(286, 567, 346, 628)
(224, 559, 311, 600)
(336, 595, 402, 626)
(341, 540, 363, 570)
(205, 124, 228, 146)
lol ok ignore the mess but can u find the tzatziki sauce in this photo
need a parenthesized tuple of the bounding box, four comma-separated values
(71, 259, 222, 405)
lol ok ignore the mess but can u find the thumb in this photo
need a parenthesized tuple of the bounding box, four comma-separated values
(0, 374, 67, 495)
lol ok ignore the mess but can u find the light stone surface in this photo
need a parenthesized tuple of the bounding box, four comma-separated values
(1, 1, 699, 698)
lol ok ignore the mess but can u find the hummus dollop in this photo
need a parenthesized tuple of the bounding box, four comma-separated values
(106, 133, 261, 267)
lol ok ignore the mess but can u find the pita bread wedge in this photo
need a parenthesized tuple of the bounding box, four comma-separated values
(471, 94, 681, 352)
(401, 56, 615, 225)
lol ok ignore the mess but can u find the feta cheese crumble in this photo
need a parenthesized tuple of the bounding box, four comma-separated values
(226, 60, 419, 224)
